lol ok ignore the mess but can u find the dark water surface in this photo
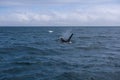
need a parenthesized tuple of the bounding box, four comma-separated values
(0, 27, 120, 80)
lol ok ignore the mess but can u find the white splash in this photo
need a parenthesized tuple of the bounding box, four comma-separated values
(48, 30, 53, 33)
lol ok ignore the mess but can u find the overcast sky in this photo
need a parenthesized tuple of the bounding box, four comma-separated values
(0, 0, 120, 26)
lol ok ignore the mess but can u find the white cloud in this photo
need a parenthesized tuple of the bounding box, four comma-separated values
(0, 4, 120, 26)
(0, 0, 120, 25)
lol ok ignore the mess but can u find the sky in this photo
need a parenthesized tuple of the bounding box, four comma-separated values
(0, 0, 120, 26)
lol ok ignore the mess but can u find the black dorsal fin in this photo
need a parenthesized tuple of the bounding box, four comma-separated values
(67, 33, 73, 42)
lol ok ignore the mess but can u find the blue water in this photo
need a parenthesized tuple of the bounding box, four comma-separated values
(0, 27, 120, 80)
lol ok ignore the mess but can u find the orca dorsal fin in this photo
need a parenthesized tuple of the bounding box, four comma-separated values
(67, 33, 73, 42)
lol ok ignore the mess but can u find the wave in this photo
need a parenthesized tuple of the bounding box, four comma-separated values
(75, 45, 109, 50)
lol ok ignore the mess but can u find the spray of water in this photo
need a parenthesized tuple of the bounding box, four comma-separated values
(61, 29, 72, 40)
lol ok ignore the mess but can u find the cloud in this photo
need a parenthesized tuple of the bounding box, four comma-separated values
(0, 4, 120, 26)
(0, 0, 120, 26)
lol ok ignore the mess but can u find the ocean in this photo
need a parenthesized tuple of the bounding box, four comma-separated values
(0, 27, 120, 80)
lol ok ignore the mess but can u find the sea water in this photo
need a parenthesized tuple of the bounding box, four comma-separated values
(0, 27, 120, 80)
